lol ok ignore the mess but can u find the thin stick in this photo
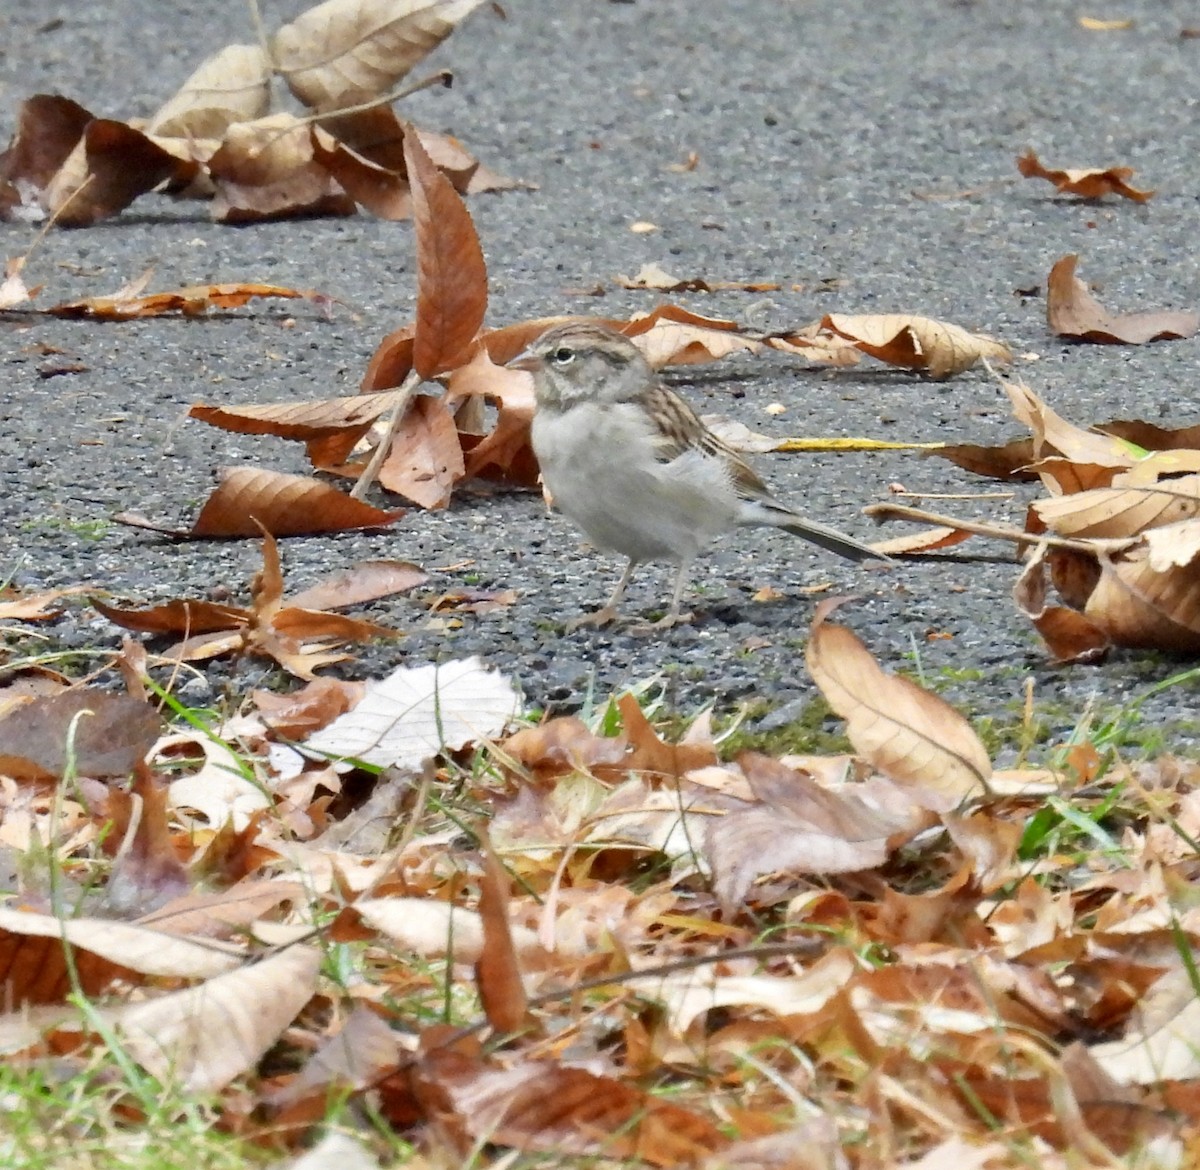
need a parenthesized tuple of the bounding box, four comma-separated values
(864, 502, 1139, 556)
(349, 370, 422, 501)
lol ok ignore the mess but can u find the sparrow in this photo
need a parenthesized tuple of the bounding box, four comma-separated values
(510, 321, 885, 629)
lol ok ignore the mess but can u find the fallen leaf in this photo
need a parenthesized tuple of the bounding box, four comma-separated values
(287, 559, 427, 610)
(806, 599, 991, 809)
(0, 584, 86, 621)
(0, 906, 243, 1003)
(1033, 476, 1200, 539)
(146, 43, 272, 139)
(405, 122, 488, 378)
(96, 528, 400, 678)
(0, 94, 94, 214)
(1078, 15, 1134, 30)
(819, 313, 1011, 378)
(304, 657, 519, 767)
(474, 834, 532, 1034)
(190, 385, 408, 445)
(208, 113, 357, 224)
(188, 466, 402, 537)
(0, 688, 160, 785)
(706, 753, 917, 908)
(414, 1046, 728, 1165)
(1047, 254, 1198, 344)
(114, 944, 321, 1093)
(445, 344, 539, 486)
(616, 262, 779, 293)
(1017, 149, 1152, 201)
(47, 278, 325, 320)
(378, 392, 466, 507)
(272, 0, 488, 113)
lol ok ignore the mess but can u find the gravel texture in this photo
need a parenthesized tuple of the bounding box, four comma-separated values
(2, 0, 1199, 740)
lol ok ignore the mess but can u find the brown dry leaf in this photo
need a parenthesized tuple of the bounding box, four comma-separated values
(353, 897, 542, 961)
(0, 94, 95, 215)
(622, 304, 759, 369)
(378, 393, 466, 508)
(616, 262, 780, 293)
(1003, 373, 1135, 476)
(91, 598, 249, 638)
(361, 324, 416, 391)
(188, 466, 402, 537)
(147, 44, 272, 139)
(1017, 149, 1153, 202)
(406, 122, 488, 378)
(1084, 551, 1200, 653)
(105, 760, 192, 914)
(927, 437, 1038, 481)
(288, 560, 427, 610)
(474, 834, 532, 1035)
(190, 385, 407, 446)
(272, 0, 488, 113)
(415, 1046, 729, 1165)
(42, 121, 199, 227)
(618, 692, 716, 781)
(1033, 475, 1200, 539)
(1090, 967, 1200, 1083)
(253, 678, 365, 739)
(764, 326, 864, 368)
(445, 345, 539, 486)
(310, 126, 413, 219)
(1013, 547, 1111, 663)
(706, 753, 918, 909)
(1099, 418, 1200, 453)
(870, 525, 975, 556)
(1047, 254, 1199, 344)
(819, 313, 1011, 379)
(97, 529, 399, 678)
(47, 277, 324, 321)
(114, 944, 321, 1094)
(208, 113, 357, 223)
(0, 257, 35, 309)
(0, 906, 243, 1005)
(136, 880, 307, 939)
(806, 599, 991, 809)
(0, 584, 86, 621)
(0, 688, 160, 785)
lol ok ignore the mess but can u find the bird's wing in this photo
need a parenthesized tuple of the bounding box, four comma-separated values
(642, 382, 771, 500)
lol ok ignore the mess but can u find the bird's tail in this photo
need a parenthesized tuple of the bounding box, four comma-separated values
(779, 515, 887, 562)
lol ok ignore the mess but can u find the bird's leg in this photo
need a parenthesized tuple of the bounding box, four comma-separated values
(633, 560, 694, 633)
(565, 559, 637, 631)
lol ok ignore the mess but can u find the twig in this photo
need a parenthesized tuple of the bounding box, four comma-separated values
(349, 369, 422, 501)
(864, 502, 1140, 555)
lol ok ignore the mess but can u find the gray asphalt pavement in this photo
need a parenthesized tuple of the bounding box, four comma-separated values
(2, 0, 1199, 744)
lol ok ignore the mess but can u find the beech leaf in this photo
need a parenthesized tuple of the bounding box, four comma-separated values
(405, 122, 488, 378)
(272, 0, 487, 113)
(1047, 254, 1199, 345)
(1017, 149, 1154, 202)
(806, 600, 991, 808)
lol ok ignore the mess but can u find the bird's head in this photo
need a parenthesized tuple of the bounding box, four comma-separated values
(508, 322, 652, 410)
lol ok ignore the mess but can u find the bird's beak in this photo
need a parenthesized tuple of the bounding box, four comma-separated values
(506, 348, 541, 373)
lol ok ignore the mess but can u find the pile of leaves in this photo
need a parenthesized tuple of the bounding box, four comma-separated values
(0, 0, 518, 227)
(1, 600, 1199, 1167)
(870, 367, 1200, 661)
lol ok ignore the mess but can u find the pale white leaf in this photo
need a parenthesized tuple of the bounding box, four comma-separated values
(116, 944, 321, 1093)
(303, 656, 519, 768)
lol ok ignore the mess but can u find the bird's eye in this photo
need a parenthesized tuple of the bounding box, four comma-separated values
(550, 346, 575, 366)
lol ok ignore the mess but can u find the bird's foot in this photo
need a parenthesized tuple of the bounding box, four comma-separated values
(629, 610, 694, 635)
(565, 606, 620, 632)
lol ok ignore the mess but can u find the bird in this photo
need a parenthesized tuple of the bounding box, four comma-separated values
(508, 321, 885, 630)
